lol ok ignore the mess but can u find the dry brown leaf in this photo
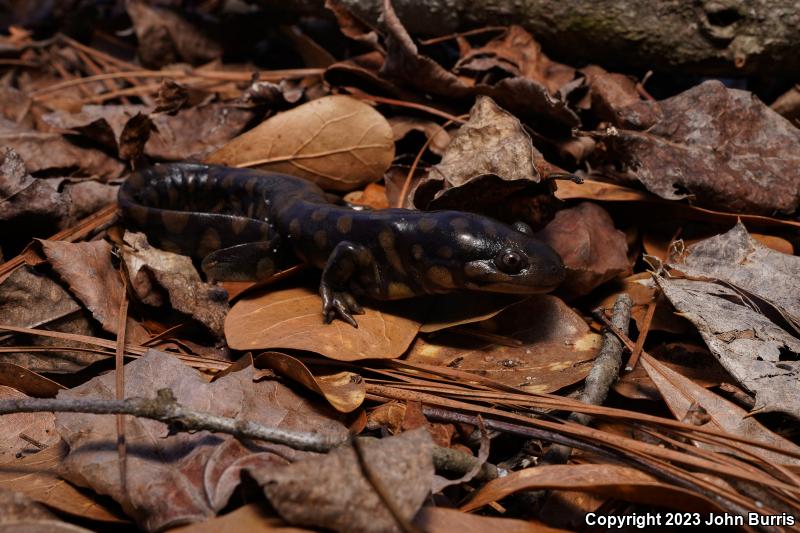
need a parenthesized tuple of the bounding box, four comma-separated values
(671, 222, 800, 329)
(126, 0, 222, 68)
(254, 352, 366, 413)
(602, 80, 800, 215)
(536, 202, 630, 299)
(642, 353, 800, 465)
(0, 442, 126, 523)
(250, 428, 434, 533)
(0, 121, 124, 180)
(455, 26, 575, 95)
(366, 402, 406, 434)
(656, 275, 800, 419)
(0, 362, 64, 398)
(0, 386, 59, 464)
(55, 350, 347, 531)
(343, 182, 390, 209)
(579, 65, 643, 125)
(0, 487, 94, 533)
(121, 232, 229, 337)
(414, 507, 571, 533)
(206, 95, 395, 191)
(414, 96, 560, 226)
(407, 296, 602, 393)
(44, 104, 255, 161)
(39, 239, 148, 342)
(461, 464, 718, 513)
(613, 343, 728, 401)
(0, 266, 100, 373)
(225, 286, 424, 360)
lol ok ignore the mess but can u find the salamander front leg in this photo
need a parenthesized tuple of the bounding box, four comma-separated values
(319, 241, 371, 327)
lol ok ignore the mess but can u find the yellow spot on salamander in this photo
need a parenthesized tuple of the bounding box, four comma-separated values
(230, 216, 251, 235)
(418, 217, 437, 232)
(311, 209, 328, 222)
(198, 227, 222, 257)
(379, 230, 405, 274)
(387, 282, 415, 298)
(411, 244, 424, 261)
(449, 218, 470, 231)
(426, 266, 454, 288)
(336, 215, 353, 234)
(313, 230, 328, 248)
(163, 212, 190, 234)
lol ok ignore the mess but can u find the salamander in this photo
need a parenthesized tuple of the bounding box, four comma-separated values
(118, 163, 566, 326)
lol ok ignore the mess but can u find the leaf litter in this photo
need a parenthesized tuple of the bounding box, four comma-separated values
(0, 1, 799, 531)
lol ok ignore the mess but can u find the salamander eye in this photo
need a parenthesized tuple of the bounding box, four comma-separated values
(495, 249, 527, 274)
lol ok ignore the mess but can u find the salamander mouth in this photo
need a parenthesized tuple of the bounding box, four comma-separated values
(464, 259, 565, 293)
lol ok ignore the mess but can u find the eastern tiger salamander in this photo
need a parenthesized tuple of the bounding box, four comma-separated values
(119, 163, 566, 326)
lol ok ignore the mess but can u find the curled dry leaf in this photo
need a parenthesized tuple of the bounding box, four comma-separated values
(225, 286, 424, 360)
(0, 385, 59, 464)
(0, 148, 117, 232)
(0, 120, 124, 180)
(0, 487, 94, 533)
(254, 352, 366, 413)
(771, 84, 800, 123)
(44, 104, 254, 161)
(39, 239, 148, 342)
(0, 147, 66, 224)
(0, 266, 99, 373)
(0, 442, 126, 522)
(121, 232, 229, 337)
(55, 350, 347, 531)
(379, 1, 578, 132)
(670, 222, 800, 329)
(455, 26, 575, 96)
(0, 362, 64, 398)
(579, 65, 644, 125)
(406, 296, 602, 393)
(206, 95, 395, 192)
(535, 202, 630, 299)
(641, 353, 800, 465)
(414, 96, 560, 227)
(249, 428, 434, 533)
(462, 464, 718, 513)
(126, 0, 222, 68)
(602, 80, 800, 215)
(656, 275, 800, 420)
(324, 0, 381, 50)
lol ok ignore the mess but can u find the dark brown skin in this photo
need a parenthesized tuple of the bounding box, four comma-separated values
(119, 163, 566, 326)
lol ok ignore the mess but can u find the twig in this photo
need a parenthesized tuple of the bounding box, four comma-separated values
(541, 294, 632, 465)
(115, 275, 129, 489)
(352, 93, 466, 123)
(0, 389, 346, 453)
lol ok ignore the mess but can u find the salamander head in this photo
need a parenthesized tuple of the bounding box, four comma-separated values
(430, 214, 566, 294)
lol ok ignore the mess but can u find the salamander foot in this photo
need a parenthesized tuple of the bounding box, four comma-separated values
(320, 285, 364, 327)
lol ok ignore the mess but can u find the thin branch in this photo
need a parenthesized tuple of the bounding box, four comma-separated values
(0, 389, 346, 453)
